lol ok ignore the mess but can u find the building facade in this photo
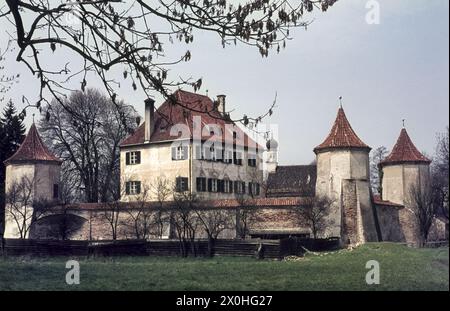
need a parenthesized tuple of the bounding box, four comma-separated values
(119, 90, 264, 202)
(3, 123, 62, 238)
(2, 92, 447, 245)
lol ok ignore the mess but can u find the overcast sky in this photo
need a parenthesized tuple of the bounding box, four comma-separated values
(0, 0, 448, 165)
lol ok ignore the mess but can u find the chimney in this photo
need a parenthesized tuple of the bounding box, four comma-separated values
(144, 98, 155, 143)
(217, 95, 226, 115)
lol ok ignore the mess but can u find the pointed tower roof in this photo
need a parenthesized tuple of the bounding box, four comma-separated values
(4, 123, 62, 165)
(380, 128, 431, 167)
(314, 107, 371, 154)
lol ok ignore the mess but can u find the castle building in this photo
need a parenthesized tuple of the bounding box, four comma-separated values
(266, 106, 378, 244)
(3, 123, 62, 238)
(119, 90, 264, 202)
(2, 92, 446, 245)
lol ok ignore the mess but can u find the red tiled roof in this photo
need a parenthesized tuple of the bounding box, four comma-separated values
(4, 123, 62, 165)
(380, 128, 431, 167)
(314, 107, 370, 153)
(372, 195, 404, 208)
(64, 197, 310, 210)
(120, 90, 260, 149)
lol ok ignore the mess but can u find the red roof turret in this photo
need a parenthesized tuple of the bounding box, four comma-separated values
(380, 128, 431, 167)
(4, 123, 62, 165)
(314, 107, 370, 154)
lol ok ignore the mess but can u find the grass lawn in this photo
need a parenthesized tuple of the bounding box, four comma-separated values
(0, 243, 448, 291)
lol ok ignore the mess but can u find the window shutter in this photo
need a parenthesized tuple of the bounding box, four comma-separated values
(234, 181, 238, 193)
(256, 183, 260, 196)
(242, 182, 246, 194)
(136, 151, 141, 164)
(53, 184, 59, 199)
(218, 180, 224, 193)
(196, 178, 201, 192)
(183, 146, 189, 160)
(175, 177, 181, 192)
(125, 182, 130, 195)
(208, 179, 212, 192)
(229, 181, 233, 193)
(195, 144, 201, 160)
(136, 181, 141, 194)
(126, 152, 130, 165)
(171, 147, 177, 160)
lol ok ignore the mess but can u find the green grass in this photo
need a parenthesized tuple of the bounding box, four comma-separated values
(0, 243, 448, 291)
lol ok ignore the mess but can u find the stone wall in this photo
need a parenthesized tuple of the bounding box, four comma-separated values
(27, 205, 311, 241)
(375, 205, 405, 242)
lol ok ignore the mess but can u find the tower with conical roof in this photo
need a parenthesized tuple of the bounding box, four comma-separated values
(3, 123, 62, 238)
(379, 127, 431, 245)
(314, 105, 378, 245)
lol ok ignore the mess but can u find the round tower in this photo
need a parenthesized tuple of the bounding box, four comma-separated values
(379, 127, 431, 205)
(264, 137, 279, 180)
(314, 106, 377, 244)
(379, 127, 431, 245)
(3, 123, 62, 238)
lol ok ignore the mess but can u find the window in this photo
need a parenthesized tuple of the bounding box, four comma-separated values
(126, 151, 141, 165)
(249, 182, 261, 196)
(224, 149, 233, 164)
(172, 145, 188, 161)
(223, 180, 233, 194)
(175, 177, 189, 192)
(196, 177, 207, 192)
(125, 181, 141, 195)
(234, 181, 246, 194)
(208, 178, 219, 193)
(233, 151, 243, 166)
(53, 184, 59, 199)
(248, 154, 257, 167)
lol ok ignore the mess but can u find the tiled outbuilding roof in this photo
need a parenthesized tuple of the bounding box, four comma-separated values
(314, 107, 370, 153)
(380, 128, 431, 167)
(372, 195, 404, 208)
(120, 90, 259, 149)
(4, 123, 62, 165)
(266, 165, 317, 198)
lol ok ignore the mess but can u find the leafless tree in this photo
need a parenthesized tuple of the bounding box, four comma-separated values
(371, 146, 389, 195)
(39, 88, 138, 203)
(0, 40, 19, 103)
(123, 184, 153, 240)
(432, 127, 449, 221)
(152, 177, 173, 238)
(235, 195, 256, 239)
(408, 183, 438, 247)
(297, 195, 333, 239)
(172, 191, 199, 257)
(4, 176, 48, 238)
(1, 0, 337, 125)
(102, 200, 123, 240)
(195, 208, 232, 257)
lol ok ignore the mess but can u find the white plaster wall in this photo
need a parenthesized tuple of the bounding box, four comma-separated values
(382, 163, 430, 206)
(5, 164, 35, 193)
(120, 142, 190, 201)
(315, 149, 371, 239)
(34, 163, 61, 201)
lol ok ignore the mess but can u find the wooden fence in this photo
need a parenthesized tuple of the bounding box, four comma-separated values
(0, 237, 340, 259)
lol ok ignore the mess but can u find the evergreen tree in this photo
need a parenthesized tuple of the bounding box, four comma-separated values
(0, 100, 26, 236)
